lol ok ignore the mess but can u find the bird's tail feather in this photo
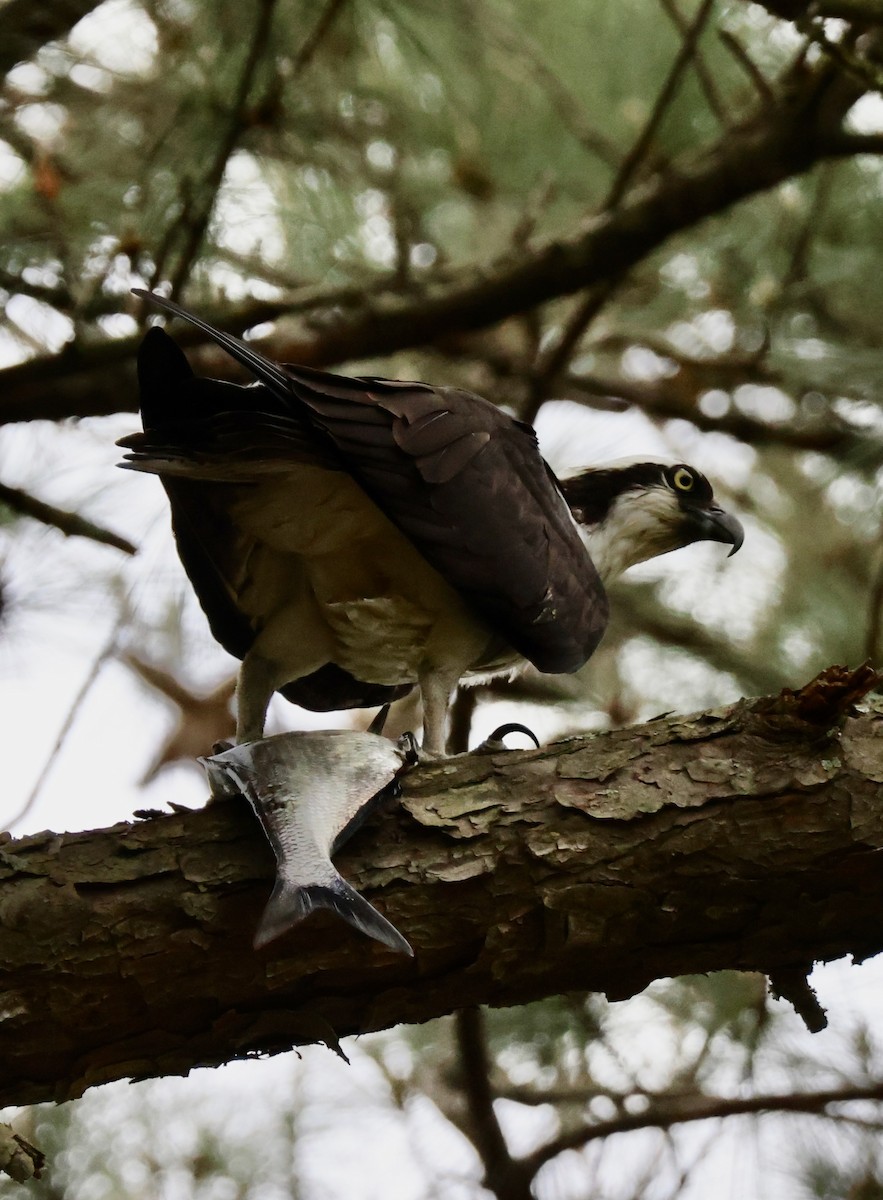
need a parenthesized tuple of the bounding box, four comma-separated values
(132, 289, 292, 394)
(254, 874, 413, 957)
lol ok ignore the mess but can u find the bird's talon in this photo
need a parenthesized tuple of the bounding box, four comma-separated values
(396, 731, 420, 764)
(416, 745, 445, 762)
(476, 722, 541, 753)
(368, 704, 392, 736)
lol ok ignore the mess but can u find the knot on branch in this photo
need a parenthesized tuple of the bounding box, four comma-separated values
(752, 664, 882, 738)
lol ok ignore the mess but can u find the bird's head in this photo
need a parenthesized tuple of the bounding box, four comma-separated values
(558, 461, 743, 584)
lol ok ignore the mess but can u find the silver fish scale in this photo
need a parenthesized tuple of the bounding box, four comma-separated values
(202, 730, 409, 889)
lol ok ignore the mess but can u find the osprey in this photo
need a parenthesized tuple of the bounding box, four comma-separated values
(119, 291, 743, 755)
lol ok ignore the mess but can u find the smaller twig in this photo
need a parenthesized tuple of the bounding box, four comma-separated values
(291, 0, 349, 75)
(5, 618, 125, 832)
(606, 0, 718, 208)
(0, 266, 74, 312)
(454, 1009, 533, 1200)
(824, 1113, 883, 1133)
(0, 481, 136, 555)
(3, 310, 50, 357)
(167, 0, 280, 300)
(523, 278, 622, 424)
(521, 1081, 883, 1175)
(822, 0, 883, 19)
(780, 162, 835, 295)
(865, 539, 883, 663)
(121, 654, 236, 786)
(509, 173, 558, 251)
(146, 189, 187, 300)
(595, 328, 770, 372)
(659, 0, 728, 124)
(796, 12, 883, 91)
(825, 130, 883, 157)
(385, 160, 420, 290)
(718, 29, 775, 104)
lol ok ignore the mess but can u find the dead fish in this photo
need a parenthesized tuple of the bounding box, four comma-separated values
(201, 729, 416, 955)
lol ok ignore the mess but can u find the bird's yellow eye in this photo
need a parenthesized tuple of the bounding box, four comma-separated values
(673, 468, 694, 491)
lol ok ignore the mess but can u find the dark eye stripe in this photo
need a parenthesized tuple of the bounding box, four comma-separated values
(560, 461, 716, 523)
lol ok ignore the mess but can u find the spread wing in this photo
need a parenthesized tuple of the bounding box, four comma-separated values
(125, 290, 608, 684)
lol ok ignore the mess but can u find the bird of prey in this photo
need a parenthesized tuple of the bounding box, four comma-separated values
(119, 290, 743, 755)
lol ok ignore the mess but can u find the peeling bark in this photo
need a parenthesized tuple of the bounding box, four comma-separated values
(0, 667, 881, 1108)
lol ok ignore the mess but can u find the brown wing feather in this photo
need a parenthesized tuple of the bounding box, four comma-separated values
(281, 369, 608, 673)
(128, 292, 609, 682)
(128, 328, 409, 711)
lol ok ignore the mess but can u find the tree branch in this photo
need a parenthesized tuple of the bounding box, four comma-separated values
(0, 50, 870, 426)
(0, 481, 136, 555)
(718, 30, 776, 105)
(659, 0, 728, 125)
(560, 370, 879, 460)
(606, 0, 718, 208)
(522, 280, 622, 424)
(0, 0, 105, 79)
(0, 666, 881, 1108)
(482, 13, 620, 169)
(163, 0, 281, 299)
(454, 1009, 532, 1200)
(522, 1081, 883, 1172)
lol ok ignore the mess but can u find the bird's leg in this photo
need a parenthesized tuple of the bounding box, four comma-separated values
(418, 667, 460, 757)
(235, 652, 280, 744)
(205, 652, 291, 800)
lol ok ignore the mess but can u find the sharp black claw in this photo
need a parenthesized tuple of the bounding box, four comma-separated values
(477, 723, 541, 752)
(368, 704, 392, 736)
(397, 731, 420, 764)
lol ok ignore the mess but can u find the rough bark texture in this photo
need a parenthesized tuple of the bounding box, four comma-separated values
(0, 667, 881, 1109)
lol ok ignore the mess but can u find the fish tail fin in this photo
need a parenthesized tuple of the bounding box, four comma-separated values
(254, 875, 413, 957)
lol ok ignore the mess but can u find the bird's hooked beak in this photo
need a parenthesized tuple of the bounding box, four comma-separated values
(685, 504, 744, 557)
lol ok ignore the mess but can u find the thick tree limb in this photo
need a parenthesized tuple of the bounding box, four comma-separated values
(0, 666, 881, 1109)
